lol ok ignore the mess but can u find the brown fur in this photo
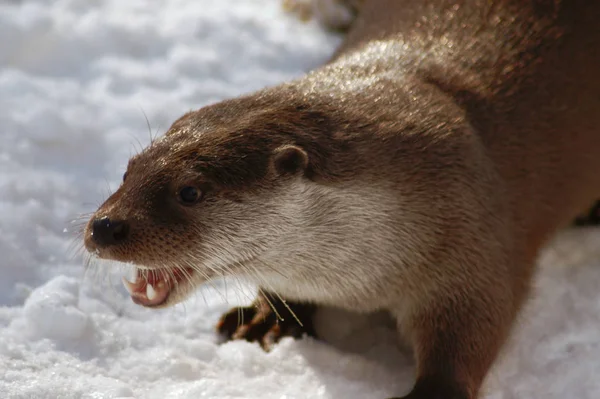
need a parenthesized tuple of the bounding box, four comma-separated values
(84, 0, 600, 398)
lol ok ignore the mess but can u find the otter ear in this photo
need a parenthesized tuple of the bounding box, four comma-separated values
(271, 145, 309, 176)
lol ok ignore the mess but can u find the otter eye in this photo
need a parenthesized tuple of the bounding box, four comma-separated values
(122, 172, 128, 182)
(178, 186, 201, 204)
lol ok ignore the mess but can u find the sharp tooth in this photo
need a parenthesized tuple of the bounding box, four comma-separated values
(146, 284, 157, 300)
(122, 277, 136, 294)
(157, 280, 165, 288)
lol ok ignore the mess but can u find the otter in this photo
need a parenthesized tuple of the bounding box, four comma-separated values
(83, 0, 600, 398)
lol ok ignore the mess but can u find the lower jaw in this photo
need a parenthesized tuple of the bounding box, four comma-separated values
(123, 267, 196, 308)
(130, 291, 172, 308)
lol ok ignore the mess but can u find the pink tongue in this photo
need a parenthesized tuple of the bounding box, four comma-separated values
(122, 277, 170, 307)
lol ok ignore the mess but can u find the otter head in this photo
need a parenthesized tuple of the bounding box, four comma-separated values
(83, 92, 361, 308)
(83, 82, 447, 311)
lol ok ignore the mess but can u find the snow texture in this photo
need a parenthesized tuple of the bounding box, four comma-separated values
(1, 1, 599, 398)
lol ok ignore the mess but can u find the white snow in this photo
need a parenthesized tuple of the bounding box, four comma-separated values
(1, 1, 599, 398)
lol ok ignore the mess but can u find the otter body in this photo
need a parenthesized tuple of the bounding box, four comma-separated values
(85, 1, 600, 398)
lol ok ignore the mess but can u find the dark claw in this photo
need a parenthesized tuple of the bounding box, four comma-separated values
(216, 306, 257, 339)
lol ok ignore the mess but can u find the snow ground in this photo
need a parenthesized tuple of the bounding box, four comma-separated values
(0, 1, 599, 398)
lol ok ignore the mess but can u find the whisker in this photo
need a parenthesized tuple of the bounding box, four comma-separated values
(138, 106, 154, 148)
(182, 259, 228, 303)
(180, 264, 210, 308)
(103, 178, 113, 199)
(257, 287, 283, 323)
(242, 261, 300, 326)
(272, 290, 303, 327)
(152, 124, 163, 145)
(129, 132, 145, 157)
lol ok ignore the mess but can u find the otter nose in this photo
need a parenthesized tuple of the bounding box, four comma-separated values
(91, 216, 129, 247)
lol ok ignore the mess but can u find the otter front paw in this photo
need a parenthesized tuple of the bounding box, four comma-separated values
(216, 292, 316, 350)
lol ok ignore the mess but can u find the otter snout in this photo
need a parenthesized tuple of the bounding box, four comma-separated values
(92, 216, 129, 246)
(85, 215, 130, 254)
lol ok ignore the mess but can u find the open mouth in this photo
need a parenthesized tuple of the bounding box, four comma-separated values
(122, 267, 194, 307)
